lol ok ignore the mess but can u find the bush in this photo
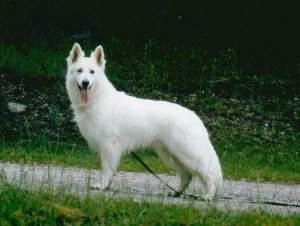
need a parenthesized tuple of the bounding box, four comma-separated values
(0, 36, 299, 144)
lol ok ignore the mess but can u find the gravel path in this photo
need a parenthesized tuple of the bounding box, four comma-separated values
(0, 162, 299, 216)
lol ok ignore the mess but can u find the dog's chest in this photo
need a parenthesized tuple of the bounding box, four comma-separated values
(75, 110, 106, 140)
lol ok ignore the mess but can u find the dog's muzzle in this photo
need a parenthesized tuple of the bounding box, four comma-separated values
(78, 80, 93, 103)
(77, 80, 93, 91)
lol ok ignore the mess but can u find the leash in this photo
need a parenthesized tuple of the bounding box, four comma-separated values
(130, 152, 181, 197)
(130, 152, 300, 207)
(131, 152, 218, 199)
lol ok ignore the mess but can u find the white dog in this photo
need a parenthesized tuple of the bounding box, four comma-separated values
(66, 43, 222, 200)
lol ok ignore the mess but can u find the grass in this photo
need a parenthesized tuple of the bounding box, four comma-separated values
(0, 36, 299, 224)
(0, 142, 175, 174)
(1, 132, 299, 183)
(213, 128, 299, 183)
(0, 179, 298, 225)
(0, 36, 299, 183)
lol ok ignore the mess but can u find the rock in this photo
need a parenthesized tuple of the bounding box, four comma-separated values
(7, 102, 27, 113)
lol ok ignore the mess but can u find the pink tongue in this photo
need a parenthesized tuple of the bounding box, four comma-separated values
(81, 88, 89, 103)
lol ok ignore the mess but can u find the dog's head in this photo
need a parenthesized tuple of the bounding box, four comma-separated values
(66, 43, 106, 104)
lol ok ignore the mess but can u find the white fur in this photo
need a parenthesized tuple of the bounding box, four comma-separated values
(66, 43, 223, 200)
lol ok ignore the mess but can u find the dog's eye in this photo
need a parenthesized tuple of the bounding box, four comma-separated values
(77, 68, 82, 73)
(90, 70, 94, 74)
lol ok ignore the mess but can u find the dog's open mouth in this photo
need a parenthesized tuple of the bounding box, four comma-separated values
(78, 84, 92, 104)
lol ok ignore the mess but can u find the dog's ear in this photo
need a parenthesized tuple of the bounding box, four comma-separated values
(91, 45, 106, 70)
(67, 43, 85, 67)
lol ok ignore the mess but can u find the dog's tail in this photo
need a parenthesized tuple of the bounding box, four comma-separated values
(216, 164, 223, 194)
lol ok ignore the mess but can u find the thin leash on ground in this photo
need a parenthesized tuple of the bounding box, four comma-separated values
(130, 152, 300, 208)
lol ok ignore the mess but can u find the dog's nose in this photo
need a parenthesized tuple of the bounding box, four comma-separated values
(82, 80, 89, 88)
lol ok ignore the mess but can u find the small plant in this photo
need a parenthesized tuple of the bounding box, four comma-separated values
(0, 36, 298, 183)
(0, 183, 298, 225)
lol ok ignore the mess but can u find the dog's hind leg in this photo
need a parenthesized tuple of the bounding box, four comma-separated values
(193, 150, 222, 201)
(168, 139, 222, 201)
(154, 143, 193, 197)
(169, 166, 193, 197)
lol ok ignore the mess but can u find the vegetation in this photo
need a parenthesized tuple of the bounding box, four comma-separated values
(0, 37, 299, 183)
(0, 183, 298, 225)
(1, 134, 299, 183)
(0, 0, 297, 75)
(0, 2, 298, 224)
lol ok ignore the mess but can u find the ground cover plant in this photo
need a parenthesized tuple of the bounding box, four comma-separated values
(0, 182, 298, 225)
(0, 37, 299, 183)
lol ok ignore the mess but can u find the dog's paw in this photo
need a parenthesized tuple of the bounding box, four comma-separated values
(90, 183, 109, 190)
(201, 194, 213, 201)
(168, 191, 181, 197)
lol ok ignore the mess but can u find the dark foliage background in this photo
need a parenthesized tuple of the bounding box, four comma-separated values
(0, 0, 298, 75)
(0, 0, 299, 146)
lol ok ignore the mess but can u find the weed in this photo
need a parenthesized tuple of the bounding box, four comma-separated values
(0, 37, 299, 183)
(0, 183, 298, 225)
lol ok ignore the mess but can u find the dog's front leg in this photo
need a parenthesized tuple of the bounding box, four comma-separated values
(91, 146, 122, 190)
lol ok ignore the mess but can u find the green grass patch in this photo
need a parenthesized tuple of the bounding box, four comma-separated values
(0, 184, 298, 225)
(1, 134, 299, 183)
(214, 128, 300, 183)
(0, 141, 174, 174)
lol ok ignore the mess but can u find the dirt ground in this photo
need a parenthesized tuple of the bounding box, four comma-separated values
(1, 162, 299, 216)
